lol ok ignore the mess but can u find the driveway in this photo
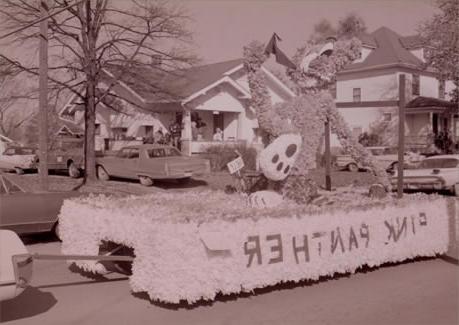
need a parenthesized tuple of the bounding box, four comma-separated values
(1, 240, 457, 325)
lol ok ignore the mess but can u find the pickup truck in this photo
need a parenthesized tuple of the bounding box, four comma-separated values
(96, 144, 210, 186)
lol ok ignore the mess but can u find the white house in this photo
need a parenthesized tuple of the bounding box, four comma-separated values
(59, 59, 295, 154)
(334, 27, 458, 149)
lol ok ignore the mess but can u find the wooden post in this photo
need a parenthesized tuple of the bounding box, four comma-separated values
(324, 119, 331, 191)
(397, 74, 406, 198)
(38, 0, 49, 191)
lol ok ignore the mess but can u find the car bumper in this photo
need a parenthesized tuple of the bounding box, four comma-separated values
(390, 176, 446, 190)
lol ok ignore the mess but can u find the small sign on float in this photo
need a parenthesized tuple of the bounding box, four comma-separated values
(227, 156, 244, 174)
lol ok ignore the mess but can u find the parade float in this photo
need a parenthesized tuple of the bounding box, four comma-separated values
(58, 35, 458, 304)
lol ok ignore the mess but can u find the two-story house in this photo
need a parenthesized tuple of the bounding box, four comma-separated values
(334, 26, 457, 150)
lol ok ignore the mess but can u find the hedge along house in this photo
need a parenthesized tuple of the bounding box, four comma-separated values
(334, 26, 457, 150)
(58, 59, 295, 154)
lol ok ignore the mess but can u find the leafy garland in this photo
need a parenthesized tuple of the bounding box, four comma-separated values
(243, 39, 391, 190)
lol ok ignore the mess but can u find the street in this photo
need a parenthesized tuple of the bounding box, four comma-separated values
(1, 239, 457, 325)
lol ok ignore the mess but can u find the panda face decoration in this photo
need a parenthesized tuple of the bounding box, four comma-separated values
(259, 134, 302, 181)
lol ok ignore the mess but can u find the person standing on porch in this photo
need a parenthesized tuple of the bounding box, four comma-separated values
(213, 128, 223, 141)
(169, 120, 182, 148)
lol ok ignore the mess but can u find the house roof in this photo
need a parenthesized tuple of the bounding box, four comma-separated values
(105, 58, 245, 103)
(406, 96, 458, 109)
(341, 27, 424, 73)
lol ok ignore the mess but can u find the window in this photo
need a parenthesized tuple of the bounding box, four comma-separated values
(111, 127, 128, 140)
(352, 88, 361, 102)
(438, 79, 445, 99)
(412, 74, 420, 96)
(383, 113, 392, 122)
(95, 123, 101, 136)
(127, 148, 139, 159)
(147, 147, 181, 158)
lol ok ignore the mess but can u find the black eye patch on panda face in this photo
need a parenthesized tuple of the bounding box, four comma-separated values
(285, 144, 297, 158)
(272, 154, 279, 164)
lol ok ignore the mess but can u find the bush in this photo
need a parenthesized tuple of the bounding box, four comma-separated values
(204, 143, 258, 172)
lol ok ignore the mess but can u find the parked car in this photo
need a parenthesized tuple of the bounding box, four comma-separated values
(336, 146, 424, 172)
(0, 173, 80, 237)
(96, 144, 211, 186)
(0, 229, 33, 301)
(47, 147, 84, 178)
(0, 146, 38, 174)
(390, 154, 459, 196)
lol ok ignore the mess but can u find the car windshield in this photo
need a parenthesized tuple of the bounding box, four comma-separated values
(147, 147, 181, 158)
(417, 158, 459, 169)
(0, 176, 23, 193)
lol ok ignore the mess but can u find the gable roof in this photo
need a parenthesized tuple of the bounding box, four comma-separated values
(104, 58, 245, 103)
(341, 27, 424, 73)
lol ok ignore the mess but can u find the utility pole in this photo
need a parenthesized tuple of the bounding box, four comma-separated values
(397, 74, 406, 198)
(38, 0, 49, 191)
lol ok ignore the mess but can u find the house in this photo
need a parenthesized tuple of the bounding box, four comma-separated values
(58, 59, 295, 155)
(334, 26, 458, 150)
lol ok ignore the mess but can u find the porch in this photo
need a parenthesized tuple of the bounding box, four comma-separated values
(181, 107, 259, 155)
(405, 96, 458, 153)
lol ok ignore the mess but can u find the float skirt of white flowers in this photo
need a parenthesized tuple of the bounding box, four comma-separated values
(59, 192, 454, 304)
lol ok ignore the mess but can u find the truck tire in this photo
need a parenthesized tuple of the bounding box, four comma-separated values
(347, 163, 359, 172)
(68, 162, 80, 178)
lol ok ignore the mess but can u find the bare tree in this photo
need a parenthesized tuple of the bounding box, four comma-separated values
(0, 61, 35, 138)
(0, 0, 196, 181)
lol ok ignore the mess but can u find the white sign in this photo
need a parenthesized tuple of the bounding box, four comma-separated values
(227, 156, 244, 174)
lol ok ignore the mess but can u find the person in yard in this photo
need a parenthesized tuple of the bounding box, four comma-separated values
(169, 120, 182, 148)
(213, 128, 223, 141)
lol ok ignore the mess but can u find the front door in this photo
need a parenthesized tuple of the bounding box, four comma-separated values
(213, 113, 224, 135)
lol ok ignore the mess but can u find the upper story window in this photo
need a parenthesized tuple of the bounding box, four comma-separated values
(438, 79, 445, 99)
(412, 74, 420, 96)
(353, 88, 361, 102)
(95, 123, 101, 136)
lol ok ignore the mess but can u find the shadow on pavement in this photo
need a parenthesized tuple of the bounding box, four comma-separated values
(0, 287, 57, 322)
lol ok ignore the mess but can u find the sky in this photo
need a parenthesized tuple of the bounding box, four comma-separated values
(181, 0, 438, 64)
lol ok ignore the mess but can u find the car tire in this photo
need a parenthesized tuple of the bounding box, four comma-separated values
(14, 167, 24, 175)
(53, 222, 61, 241)
(68, 162, 80, 178)
(347, 163, 359, 173)
(139, 176, 154, 186)
(97, 166, 110, 181)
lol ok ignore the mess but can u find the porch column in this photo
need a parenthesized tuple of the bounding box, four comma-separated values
(237, 112, 244, 141)
(181, 108, 192, 156)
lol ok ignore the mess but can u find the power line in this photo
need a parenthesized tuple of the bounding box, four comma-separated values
(0, 0, 85, 41)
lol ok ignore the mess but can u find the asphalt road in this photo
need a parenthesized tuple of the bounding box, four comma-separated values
(1, 240, 458, 325)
